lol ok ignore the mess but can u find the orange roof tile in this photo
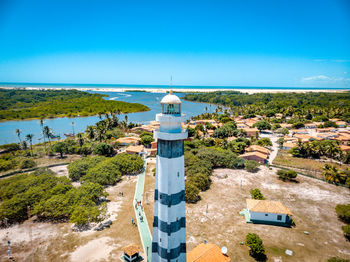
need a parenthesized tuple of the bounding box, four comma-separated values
(246, 199, 293, 215)
(247, 145, 270, 154)
(241, 151, 268, 160)
(187, 243, 231, 262)
(123, 244, 140, 257)
(126, 145, 144, 153)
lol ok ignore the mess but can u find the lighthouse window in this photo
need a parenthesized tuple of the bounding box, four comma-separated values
(160, 238, 161, 242)
(177, 172, 180, 177)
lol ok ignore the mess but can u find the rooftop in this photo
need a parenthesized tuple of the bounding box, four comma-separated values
(123, 244, 140, 257)
(187, 243, 231, 262)
(160, 93, 181, 104)
(246, 199, 293, 215)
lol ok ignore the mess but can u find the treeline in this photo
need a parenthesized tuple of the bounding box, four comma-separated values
(0, 89, 149, 120)
(184, 91, 350, 121)
(323, 164, 350, 187)
(184, 140, 259, 203)
(290, 140, 350, 164)
(0, 169, 107, 225)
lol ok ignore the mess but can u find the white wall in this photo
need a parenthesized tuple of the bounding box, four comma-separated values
(249, 211, 287, 223)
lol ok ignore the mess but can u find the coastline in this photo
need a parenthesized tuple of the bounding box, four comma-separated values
(0, 86, 348, 94)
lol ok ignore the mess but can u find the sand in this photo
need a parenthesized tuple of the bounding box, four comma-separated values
(0, 86, 347, 94)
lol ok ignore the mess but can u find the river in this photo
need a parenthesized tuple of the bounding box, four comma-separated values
(0, 91, 217, 145)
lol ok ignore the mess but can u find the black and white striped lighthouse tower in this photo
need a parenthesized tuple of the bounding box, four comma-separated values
(151, 91, 187, 262)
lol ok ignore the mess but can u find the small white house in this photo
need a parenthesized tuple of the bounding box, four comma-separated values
(246, 199, 293, 226)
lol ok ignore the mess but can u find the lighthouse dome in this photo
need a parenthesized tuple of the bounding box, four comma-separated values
(160, 94, 181, 104)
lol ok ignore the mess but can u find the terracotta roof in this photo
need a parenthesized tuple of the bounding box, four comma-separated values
(241, 151, 268, 160)
(123, 244, 140, 257)
(187, 243, 231, 262)
(126, 145, 144, 153)
(246, 199, 292, 215)
(282, 142, 296, 148)
(117, 137, 141, 144)
(247, 145, 270, 154)
(340, 145, 350, 152)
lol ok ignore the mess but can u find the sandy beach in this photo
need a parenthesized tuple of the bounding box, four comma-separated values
(0, 86, 348, 94)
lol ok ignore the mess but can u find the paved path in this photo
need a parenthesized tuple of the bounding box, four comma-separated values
(133, 160, 152, 261)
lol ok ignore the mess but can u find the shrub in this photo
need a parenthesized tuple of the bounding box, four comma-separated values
(52, 142, 68, 158)
(335, 204, 350, 223)
(253, 121, 271, 131)
(250, 188, 265, 200)
(93, 143, 114, 156)
(342, 225, 350, 240)
(68, 156, 106, 181)
(141, 135, 153, 146)
(108, 153, 144, 175)
(19, 158, 36, 169)
(277, 169, 298, 182)
(246, 233, 267, 261)
(0, 159, 17, 171)
(245, 160, 259, 172)
(188, 173, 211, 191)
(81, 160, 122, 186)
(185, 181, 200, 203)
(328, 257, 350, 262)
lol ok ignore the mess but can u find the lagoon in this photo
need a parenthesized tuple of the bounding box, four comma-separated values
(0, 91, 217, 145)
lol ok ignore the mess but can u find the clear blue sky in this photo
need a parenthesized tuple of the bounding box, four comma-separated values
(0, 0, 349, 87)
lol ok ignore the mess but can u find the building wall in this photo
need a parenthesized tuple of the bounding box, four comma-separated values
(249, 211, 287, 223)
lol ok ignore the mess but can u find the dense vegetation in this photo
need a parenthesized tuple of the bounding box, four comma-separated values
(0, 89, 149, 120)
(184, 91, 350, 122)
(0, 169, 107, 225)
(290, 140, 349, 163)
(68, 154, 144, 186)
(246, 233, 267, 261)
(322, 164, 350, 187)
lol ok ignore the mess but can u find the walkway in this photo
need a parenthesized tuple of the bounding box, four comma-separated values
(133, 160, 152, 262)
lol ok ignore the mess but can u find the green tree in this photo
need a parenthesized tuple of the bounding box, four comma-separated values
(141, 135, 153, 146)
(253, 121, 271, 131)
(250, 188, 265, 200)
(257, 138, 272, 147)
(277, 169, 298, 182)
(25, 134, 34, 156)
(245, 160, 259, 172)
(246, 233, 267, 261)
(53, 142, 67, 158)
(15, 129, 22, 143)
(93, 143, 114, 156)
(19, 159, 36, 169)
(185, 181, 200, 203)
(335, 204, 350, 223)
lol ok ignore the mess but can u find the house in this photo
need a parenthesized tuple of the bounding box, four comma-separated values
(242, 199, 293, 226)
(237, 123, 249, 129)
(340, 145, 350, 152)
(293, 134, 313, 142)
(227, 136, 237, 142)
(282, 142, 296, 150)
(336, 121, 347, 128)
(126, 145, 145, 156)
(304, 123, 317, 129)
(187, 243, 231, 262)
(240, 151, 268, 164)
(241, 127, 259, 137)
(116, 137, 141, 146)
(146, 148, 157, 157)
(275, 113, 283, 119)
(151, 141, 157, 149)
(195, 119, 217, 125)
(280, 123, 293, 129)
(122, 244, 142, 262)
(246, 145, 270, 155)
(336, 135, 350, 145)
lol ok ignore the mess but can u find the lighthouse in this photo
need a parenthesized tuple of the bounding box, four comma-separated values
(152, 91, 187, 262)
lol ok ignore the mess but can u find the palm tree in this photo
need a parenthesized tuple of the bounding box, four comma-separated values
(25, 134, 34, 156)
(71, 121, 75, 136)
(15, 129, 22, 143)
(43, 126, 52, 148)
(124, 115, 128, 123)
(39, 119, 46, 151)
(86, 126, 95, 141)
(76, 133, 84, 148)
